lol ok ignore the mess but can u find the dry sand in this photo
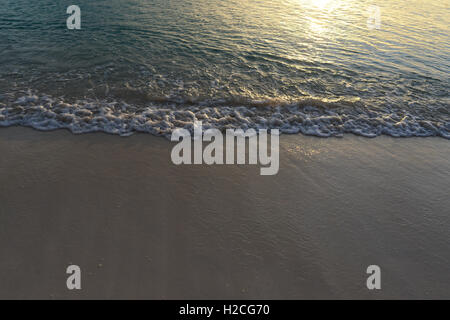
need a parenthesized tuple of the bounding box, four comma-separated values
(0, 127, 449, 299)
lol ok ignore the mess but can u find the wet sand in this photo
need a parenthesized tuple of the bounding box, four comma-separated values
(0, 127, 449, 299)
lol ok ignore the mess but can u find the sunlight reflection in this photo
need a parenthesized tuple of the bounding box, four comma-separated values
(311, 0, 334, 9)
(296, 0, 342, 11)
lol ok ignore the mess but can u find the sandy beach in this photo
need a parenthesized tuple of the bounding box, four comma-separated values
(0, 127, 448, 299)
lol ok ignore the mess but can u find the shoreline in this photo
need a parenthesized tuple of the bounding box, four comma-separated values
(2, 92, 449, 139)
(0, 126, 449, 299)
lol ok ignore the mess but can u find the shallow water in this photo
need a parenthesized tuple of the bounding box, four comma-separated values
(0, 0, 448, 138)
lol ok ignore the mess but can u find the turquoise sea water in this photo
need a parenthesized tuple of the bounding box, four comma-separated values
(0, 0, 448, 137)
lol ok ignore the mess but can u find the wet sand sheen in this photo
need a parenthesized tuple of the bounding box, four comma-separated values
(0, 127, 449, 299)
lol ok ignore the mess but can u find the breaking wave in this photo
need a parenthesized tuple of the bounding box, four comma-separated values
(0, 92, 448, 139)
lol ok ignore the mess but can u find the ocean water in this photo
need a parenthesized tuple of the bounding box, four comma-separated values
(0, 0, 448, 138)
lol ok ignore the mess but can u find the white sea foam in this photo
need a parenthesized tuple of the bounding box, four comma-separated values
(0, 93, 448, 139)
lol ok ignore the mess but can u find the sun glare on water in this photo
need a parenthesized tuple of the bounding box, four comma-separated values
(312, 0, 334, 9)
(298, 0, 341, 11)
